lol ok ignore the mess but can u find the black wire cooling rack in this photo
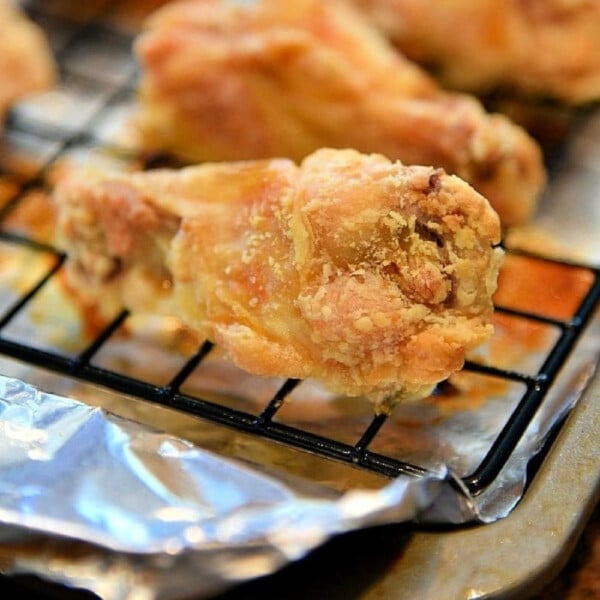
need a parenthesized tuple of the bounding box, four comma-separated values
(1, 0, 599, 497)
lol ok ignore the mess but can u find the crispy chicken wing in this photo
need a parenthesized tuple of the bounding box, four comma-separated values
(134, 0, 545, 226)
(350, 0, 600, 104)
(54, 148, 503, 410)
(0, 1, 55, 123)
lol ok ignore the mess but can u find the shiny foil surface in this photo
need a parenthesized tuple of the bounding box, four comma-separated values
(0, 373, 460, 599)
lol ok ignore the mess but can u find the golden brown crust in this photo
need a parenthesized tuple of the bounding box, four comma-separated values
(54, 149, 502, 408)
(0, 1, 55, 121)
(351, 0, 600, 104)
(134, 0, 545, 226)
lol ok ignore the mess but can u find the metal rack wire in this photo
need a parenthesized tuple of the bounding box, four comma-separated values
(1, 0, 599, 498)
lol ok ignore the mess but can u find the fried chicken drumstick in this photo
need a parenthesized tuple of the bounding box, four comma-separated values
(54, 149, 503, 410)
(134, 0, 545, 226)
(350, 0, 600, 104)
(0, 0, 55, 123)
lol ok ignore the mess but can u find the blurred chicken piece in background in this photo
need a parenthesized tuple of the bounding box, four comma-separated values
(0, 0, 56, 125)
(134, 0, 546, 226)
(350, 0, 600, 105)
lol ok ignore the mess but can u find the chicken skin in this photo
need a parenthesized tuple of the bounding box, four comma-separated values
(134, 0, 545, 226)
(0, 1, 55, 123)
(351, 0, 600, 104)
(54, 148, 503, 410)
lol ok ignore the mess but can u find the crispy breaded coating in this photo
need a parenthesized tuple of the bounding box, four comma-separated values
(0, 1, 55, 122)
(351, 0, 600, 104)
(134, 0, 545, 226)
(54, 149, 503, 409)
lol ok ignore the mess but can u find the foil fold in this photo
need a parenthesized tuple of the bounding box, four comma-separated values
(0, 375, 465, 598)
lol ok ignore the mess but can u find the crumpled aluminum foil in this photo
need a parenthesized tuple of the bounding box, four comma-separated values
(0, 374, 469, 599)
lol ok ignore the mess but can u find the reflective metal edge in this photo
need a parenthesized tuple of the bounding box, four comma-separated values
(358, 368, 600, 599)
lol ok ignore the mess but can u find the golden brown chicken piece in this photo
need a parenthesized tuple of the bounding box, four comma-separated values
(54, 148, 503, 410)
(350, 0, 600, 104)
(134, 0, 546, 227)
(0, 1, 55, 123)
